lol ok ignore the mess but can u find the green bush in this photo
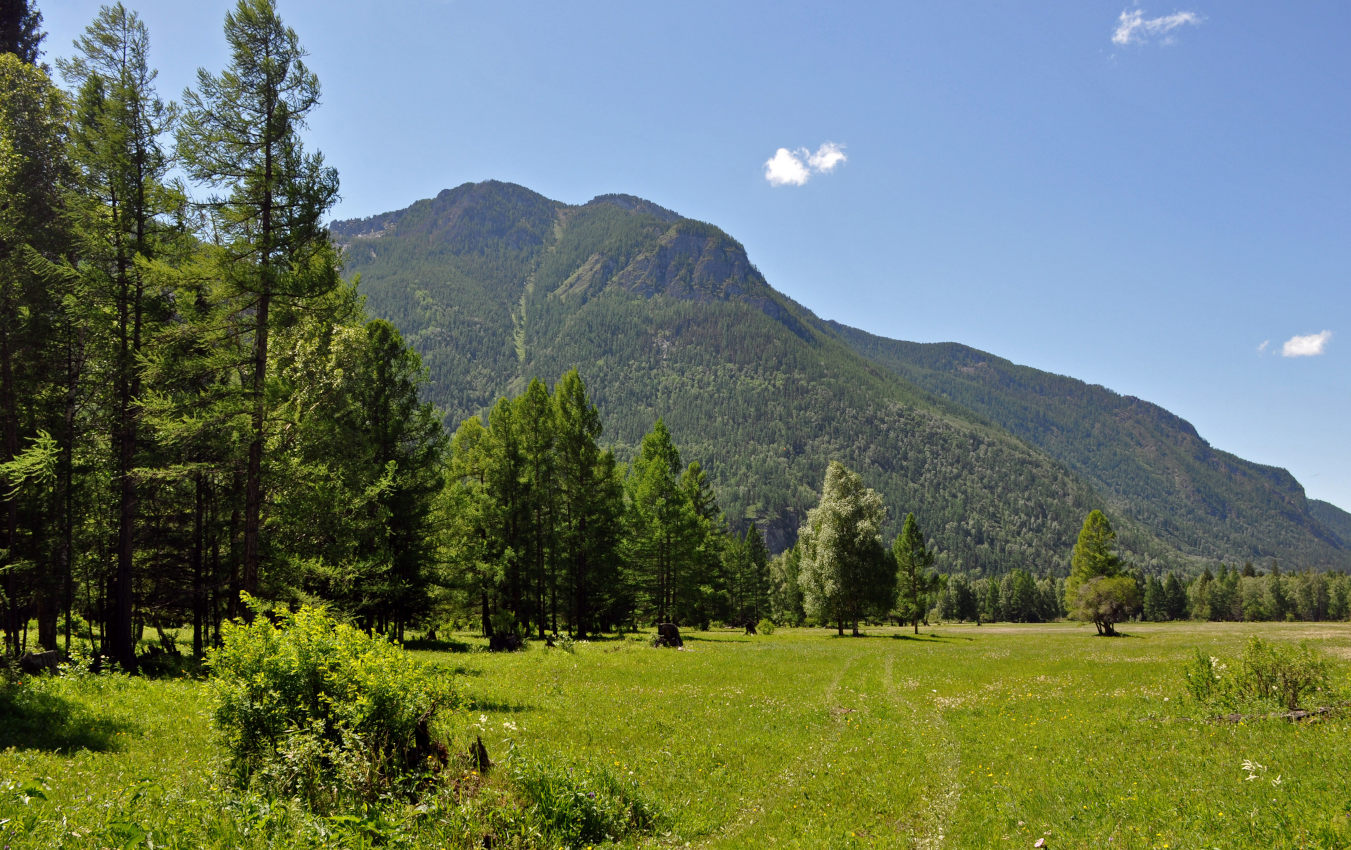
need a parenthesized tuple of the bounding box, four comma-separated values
(1184, 636, 1336, 714)
(208, 599, 456, 809)
(508, 755, 665, 848)
(756, 618, 776, 635)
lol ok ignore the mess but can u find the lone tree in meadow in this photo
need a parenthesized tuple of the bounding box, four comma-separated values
(1065, 509, 1139, 636)
(798, 461, 894, 636)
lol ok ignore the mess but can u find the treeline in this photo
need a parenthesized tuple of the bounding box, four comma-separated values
(441, 376, 771, 641)
(924, 564, 1351, 625)
(0, 1, 445, 669)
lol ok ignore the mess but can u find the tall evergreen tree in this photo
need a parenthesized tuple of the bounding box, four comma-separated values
(0, 0, 44, 65)
(552, 369, 622, 639)
(892, 512, 938, 633)
(514, 378, 556, 638)
(58, 1, 176, 670)
(1065, 509, 1137, 635)
(626, 419, 692, 625)
(177, 0, 339, 601)
(0, 52, 70, 654)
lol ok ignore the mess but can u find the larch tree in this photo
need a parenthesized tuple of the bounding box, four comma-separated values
(177, 0, 339, 602)
(893, 512, 939, 634)
(58, 1, 177, 671)
(626, 418, 692, 625)
(552, 369, 622, 639)
(798, 461, 893, 636)
(1065, 509, 1137, 636)
(0, 52, 69, 655)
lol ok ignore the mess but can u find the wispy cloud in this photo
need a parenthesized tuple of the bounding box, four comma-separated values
(1257, 340, 1270, 354)
(764, 142, 848, 187)
(1112, 9, 1202, 46)
(1281, 330, 1332, 358)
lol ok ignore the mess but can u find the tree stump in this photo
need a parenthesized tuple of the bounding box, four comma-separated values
(19, 650, 59, 675)
(468, 735, 492, 772)
(652, 622, 683, 648)
(489, 632, 524, 652)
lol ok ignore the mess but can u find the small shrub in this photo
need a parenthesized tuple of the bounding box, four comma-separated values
(208, 598, 456, 809)
(1184, 636, 1336, 714)
(756, 618, 776, 635)
(508, 755, 666, 848)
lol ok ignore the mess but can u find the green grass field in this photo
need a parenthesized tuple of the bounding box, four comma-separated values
(4, 621, 1351, 848)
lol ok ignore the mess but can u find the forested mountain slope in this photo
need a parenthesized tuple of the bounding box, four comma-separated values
(334, 181, 1351, 572)
(827, 324, 1351, 569)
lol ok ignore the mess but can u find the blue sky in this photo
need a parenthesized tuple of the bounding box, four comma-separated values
(44, 1, 1350, 511)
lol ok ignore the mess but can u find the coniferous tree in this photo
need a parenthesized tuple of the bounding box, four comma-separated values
(177, 0, 339, 603)
(1065, 509, 1137, 635)
(626, 419, 692, 625)
(0, 0, 44, 65)
(0, 52, 70, 654)
(893, 512, 938, 633)
(514, 378, 556, 638)
(57, 1, 177, 670)
(552, 369, 622, 639)
(679, 460, 724, 628)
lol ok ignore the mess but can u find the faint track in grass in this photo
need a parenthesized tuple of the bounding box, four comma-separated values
(699, 651, 858, 848)
(885, 652, 961, 850)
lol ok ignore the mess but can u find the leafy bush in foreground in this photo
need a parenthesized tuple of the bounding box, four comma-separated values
(1184, 636, 1337, 713)
(209, 599, 456, 809)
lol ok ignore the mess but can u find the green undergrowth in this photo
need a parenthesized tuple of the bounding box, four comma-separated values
(3, 621, 1351, 848)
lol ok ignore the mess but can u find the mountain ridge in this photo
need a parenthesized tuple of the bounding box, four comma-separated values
(333, 180, 1351, 571)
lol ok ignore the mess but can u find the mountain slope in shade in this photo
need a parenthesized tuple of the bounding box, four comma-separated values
(334, 181, 1351, 571)
(826, 323, 1351, 568)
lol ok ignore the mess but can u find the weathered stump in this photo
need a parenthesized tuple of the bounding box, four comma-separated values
(19, 650, 59, 675)
(469, 735, 492, 772)
(652, 622, 683, 648)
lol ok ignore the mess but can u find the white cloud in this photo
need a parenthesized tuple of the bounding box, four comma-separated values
(764, 148, 811, 187)
(808, 142, 847, 173)
(1112, 9, 1202, 46)
(764, 142, 848, 187)
(1257, 340, 1270, 354)
(1281, 330, 1332, 358)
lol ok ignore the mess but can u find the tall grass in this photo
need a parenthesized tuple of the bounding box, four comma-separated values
(3, 621, 1349, 848)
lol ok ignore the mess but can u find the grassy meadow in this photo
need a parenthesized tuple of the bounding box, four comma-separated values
(4, 621, 1351, 849)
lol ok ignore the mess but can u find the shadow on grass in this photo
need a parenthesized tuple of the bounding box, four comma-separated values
(463, 697, 535, 714)
(403, 637, 474, 653)
(0, 683, 135, 753)
(885, 633, 954, 643)
(679, 634, 746, 644)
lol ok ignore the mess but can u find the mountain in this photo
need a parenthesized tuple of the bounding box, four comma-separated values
(332, 181, 1351, 572)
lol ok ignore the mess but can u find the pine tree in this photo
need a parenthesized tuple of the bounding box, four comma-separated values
(626, 419, 692, 625)
(552, 369, 622, 639)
